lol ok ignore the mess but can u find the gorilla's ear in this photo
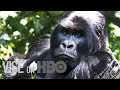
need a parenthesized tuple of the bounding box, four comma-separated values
(96, 30, 102, 38)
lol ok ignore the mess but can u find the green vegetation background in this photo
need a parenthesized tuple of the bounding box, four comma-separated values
(0, 11, 120, 79)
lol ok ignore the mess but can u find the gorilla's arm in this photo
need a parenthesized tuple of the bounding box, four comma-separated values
(22, 49, 51, 71)
(4, 38, 50, 79)
(22, 38, 50, 71)
(25, 38, 50, 59)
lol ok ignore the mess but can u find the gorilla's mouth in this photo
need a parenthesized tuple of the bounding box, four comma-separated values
(55, 53, 76, 60)
(54, 48, 77, 60)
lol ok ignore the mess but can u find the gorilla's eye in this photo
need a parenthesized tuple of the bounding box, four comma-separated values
(96, 30, 101, 37)
(61, 28, 69, 35)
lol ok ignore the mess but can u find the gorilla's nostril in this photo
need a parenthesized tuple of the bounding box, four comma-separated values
(67, 45, 74, 49)
(62, 43, 66, 48)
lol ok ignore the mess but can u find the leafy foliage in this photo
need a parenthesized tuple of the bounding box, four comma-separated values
(103, 11, 120, 61)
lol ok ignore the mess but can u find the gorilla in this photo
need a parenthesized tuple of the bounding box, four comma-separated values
(4, 11, 120, 79)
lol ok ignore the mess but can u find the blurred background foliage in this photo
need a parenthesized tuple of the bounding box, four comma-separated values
(0, 11, 120, 79)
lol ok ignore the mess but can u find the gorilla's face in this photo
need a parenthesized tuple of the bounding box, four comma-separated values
(50, 11, 106, 61)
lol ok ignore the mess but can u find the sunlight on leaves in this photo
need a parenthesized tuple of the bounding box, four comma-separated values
(0, 33, 10, 41)
(20, 18, 28, 25)
(13, 31, 20, 36)
(8, 46, 13, 56)
(25, 42, 30, 54)
(10, 42, 15, 48)
(109, 23, 120, 37)
(0, 11, 18, 20)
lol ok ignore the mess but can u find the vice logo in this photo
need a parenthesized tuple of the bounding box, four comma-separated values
(2, 60, 26, 77)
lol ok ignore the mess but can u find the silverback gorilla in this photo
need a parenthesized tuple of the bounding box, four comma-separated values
(4, 11, 120, 79)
